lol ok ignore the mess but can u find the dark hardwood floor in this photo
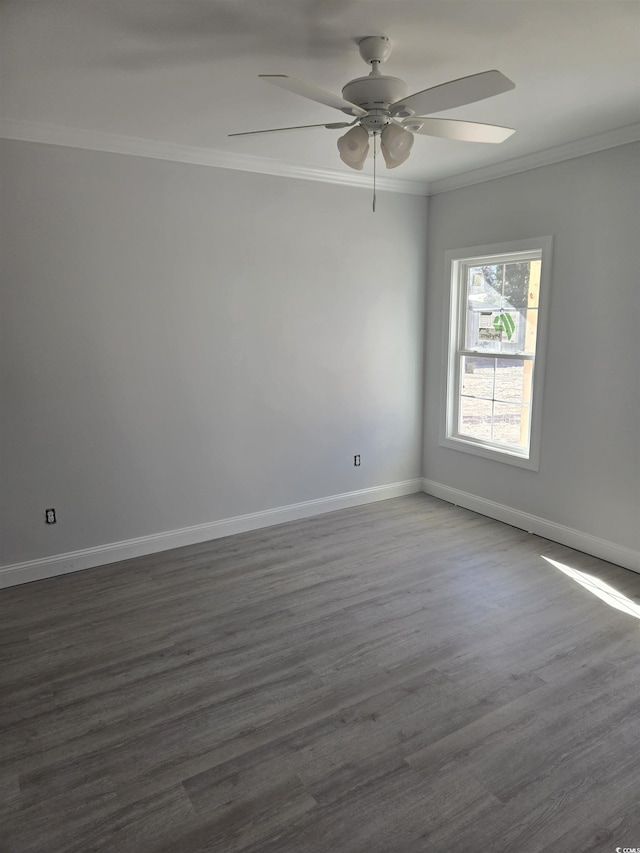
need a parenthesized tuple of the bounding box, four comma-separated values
(1, 494, 639, 852)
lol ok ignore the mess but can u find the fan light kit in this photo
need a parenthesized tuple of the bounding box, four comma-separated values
(230, 36, 515, 206)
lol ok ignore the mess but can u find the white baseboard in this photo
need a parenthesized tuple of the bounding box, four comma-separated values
(422, 478, 640, 574)
(0, 479, 423, 589)
(3, 477, 636, 588)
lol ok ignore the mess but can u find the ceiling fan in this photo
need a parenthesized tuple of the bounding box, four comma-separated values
(230, 36, 516, 171)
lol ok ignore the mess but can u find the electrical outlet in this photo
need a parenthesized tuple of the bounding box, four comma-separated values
(354, 454, 361, 467)
(45, 508, 56, 524)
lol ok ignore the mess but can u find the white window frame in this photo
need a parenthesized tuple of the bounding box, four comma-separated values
(440, 236, 553, 470)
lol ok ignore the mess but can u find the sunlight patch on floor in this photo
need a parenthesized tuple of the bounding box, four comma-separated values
(543, 556, 640, 621)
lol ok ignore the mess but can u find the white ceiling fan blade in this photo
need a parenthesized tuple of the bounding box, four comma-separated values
(404, 117, 515, 143)
(391, 70, 515, 117)
(259, 75, 367, 117)
(229, 122, 350, 137)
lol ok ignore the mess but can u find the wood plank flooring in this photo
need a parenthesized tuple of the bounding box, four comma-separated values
(1, 494, 639, 852)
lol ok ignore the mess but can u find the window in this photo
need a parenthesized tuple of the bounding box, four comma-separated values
(440, 237, 552, 469)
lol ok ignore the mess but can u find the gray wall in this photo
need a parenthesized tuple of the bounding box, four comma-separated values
(3, 139, 637, 570)
(423, 143, 640, 552)
(1, 140, 428, 565)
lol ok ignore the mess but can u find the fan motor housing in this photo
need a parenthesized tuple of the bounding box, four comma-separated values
(360, 110, 391, 132)
(341, 75, 408, 113)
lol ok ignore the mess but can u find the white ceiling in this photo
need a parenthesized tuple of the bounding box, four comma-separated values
(2, 0, 639, 192)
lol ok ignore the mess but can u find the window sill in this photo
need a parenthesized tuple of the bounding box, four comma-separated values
(439, 434, 540, 471)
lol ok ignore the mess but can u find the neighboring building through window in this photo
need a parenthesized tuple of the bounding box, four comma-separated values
(440, 237, 552, 469)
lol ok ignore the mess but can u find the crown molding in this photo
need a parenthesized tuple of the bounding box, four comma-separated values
(0, 118, 430, 196)
(2, 118, 637, 198)
(427, 123, 640, 195)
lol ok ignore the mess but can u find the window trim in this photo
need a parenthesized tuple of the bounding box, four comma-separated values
(439, 236, 553, 470)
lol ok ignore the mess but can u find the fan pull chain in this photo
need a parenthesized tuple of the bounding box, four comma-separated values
(372, 133, 377, 213)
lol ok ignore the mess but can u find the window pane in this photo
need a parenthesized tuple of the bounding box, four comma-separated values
(465, 308, 502, 352)
(496, 308, 523, 352)
(492, 402, 529, 447)
(468, 265, 503, 310)
(459, 397, 492, 439)
(494, 359, 529, 403)
(503, 262, 531, 308)
(460, 356, 495, 399)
